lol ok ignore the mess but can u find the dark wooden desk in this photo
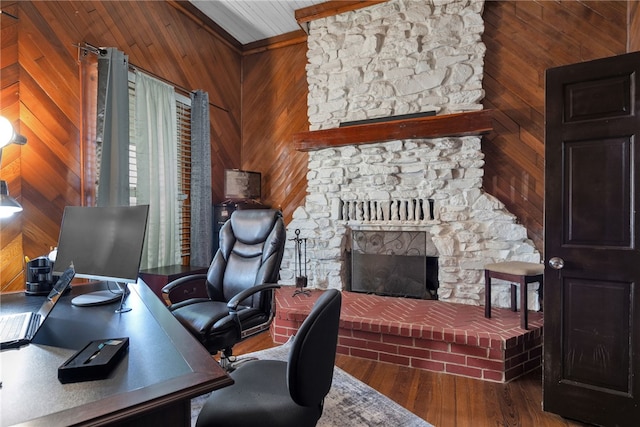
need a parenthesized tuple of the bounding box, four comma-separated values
(0, 280, 232, 426)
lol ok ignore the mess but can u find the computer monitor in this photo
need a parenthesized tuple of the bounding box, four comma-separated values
(52, 205, 149, 307)
(224, 169, 261, 201)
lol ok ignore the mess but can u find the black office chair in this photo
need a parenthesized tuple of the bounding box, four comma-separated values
(162, 209, 286, 369)
(195, 289, 342, 427)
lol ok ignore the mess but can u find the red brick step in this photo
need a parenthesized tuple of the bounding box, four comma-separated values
(271, 289, 543, 383)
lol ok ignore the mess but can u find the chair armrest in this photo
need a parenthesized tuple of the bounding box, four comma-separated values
(227, 283, 281, 312)
(223, 283, 281, 344)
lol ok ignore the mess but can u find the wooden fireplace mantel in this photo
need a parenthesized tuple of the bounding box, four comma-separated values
(293, 110, 493, 152)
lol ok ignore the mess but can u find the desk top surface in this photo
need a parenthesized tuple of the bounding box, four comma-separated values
(0, 280, 232, 426)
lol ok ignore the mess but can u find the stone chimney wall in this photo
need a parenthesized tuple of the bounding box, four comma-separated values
(280, 0, 542, 308)
(306, 0, 486, 130)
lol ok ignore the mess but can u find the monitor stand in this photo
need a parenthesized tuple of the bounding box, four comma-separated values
(71, 282, 127, 307)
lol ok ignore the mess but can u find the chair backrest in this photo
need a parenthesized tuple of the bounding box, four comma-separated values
(206, 209, 285, 309)
(287, 289, 342, 407)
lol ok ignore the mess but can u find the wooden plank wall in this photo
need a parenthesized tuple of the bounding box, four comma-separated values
(0, 0, 242, 292)
(631, 1, 640, 52)
(240, 1, 633, 253)
(241, 43, 309, 222)
(0, 8, 23, 292)
(481, 1, 628, 251)
(2, 1, 639, 292)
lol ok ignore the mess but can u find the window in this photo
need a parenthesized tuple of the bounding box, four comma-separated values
(125, 74, 192, 261)
(82, 47, 198, 266)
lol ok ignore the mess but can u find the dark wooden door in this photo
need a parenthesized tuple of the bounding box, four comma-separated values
(544, 51, 640, 426)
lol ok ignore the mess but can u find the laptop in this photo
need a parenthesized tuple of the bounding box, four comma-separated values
(0, 265, 75, 350)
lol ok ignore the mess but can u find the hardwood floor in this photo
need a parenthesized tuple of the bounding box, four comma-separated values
(233, 332, 590, 427)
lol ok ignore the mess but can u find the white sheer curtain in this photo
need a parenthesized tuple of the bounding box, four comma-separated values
(134, 71, 180, 269)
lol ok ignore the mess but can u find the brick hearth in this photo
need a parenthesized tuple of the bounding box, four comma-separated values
(270, 288, 543, 383)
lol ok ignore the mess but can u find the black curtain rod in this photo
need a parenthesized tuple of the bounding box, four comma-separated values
(127, 63, 192, 98)
(76, 42, 228, 113)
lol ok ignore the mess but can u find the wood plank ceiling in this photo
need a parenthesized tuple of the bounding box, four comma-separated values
(189, 0, 326, 45)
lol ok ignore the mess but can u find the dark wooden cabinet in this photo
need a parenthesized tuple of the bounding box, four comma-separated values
(213, 203, 235, 255)
(139, 264, 208, 304)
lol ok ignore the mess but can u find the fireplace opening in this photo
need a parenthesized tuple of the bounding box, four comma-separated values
(348, 230, 438, 300)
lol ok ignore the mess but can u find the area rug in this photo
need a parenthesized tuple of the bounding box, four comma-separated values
(191, 340, 434, 427)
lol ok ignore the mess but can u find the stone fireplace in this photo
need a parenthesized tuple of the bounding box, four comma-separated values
(279, 0, 541, 310)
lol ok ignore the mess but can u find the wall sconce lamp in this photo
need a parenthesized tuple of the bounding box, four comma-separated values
(0, 180, 22, 218)
(0, 115, 27, 218)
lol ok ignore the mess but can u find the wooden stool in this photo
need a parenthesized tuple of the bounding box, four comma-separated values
(484, 261, 544, 330)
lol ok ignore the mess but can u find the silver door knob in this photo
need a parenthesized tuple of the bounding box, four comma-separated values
(548, 257, 565, 270)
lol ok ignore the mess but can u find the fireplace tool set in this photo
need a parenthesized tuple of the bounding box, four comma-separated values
(291, 229, 309, 296)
